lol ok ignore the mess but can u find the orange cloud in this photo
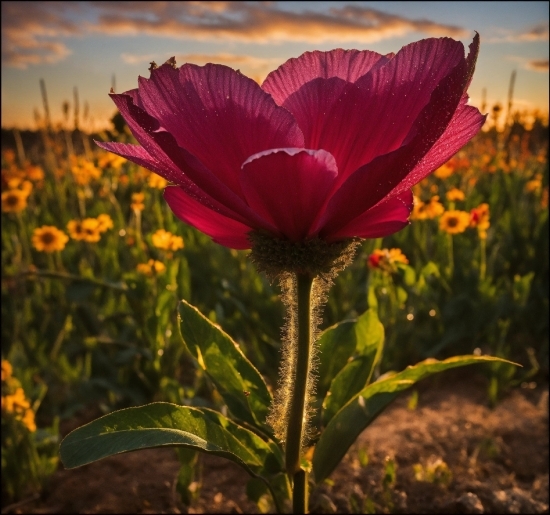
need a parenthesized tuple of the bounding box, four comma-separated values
(3, 2, 468, 69)
(1, 2, 79, 68)
(89, 3, 467, 44)
(526, 59, 549, 72)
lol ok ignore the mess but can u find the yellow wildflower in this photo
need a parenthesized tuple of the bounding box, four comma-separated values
(424, 196, 445, 218)
(97, 152, 126, 170)
(136, 259, 166, 276)
(368, 248, 408, 271)
(22, 408, 36, 432)
(434, 163, 454, 179)
(32, 226, 69, 252)
(525, 174, 542, 193)
(26, 165, 45, 182)
(131, 192, 145, 211)
(1, 189, 28, 213)
(67, 220, 85, 240)
(151, 229, 184, 251)
(1, 360, 12, 382)
(81, 218, 102, 243)
(439, 211, 470, 235)
(446, 188, 465, 202)
(148, 174, 168, 189)
(96, 214, 114, 233)
(71, 156, 102, 185)
(469, 203, 490, 239)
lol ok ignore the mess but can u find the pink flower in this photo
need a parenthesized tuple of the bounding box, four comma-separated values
(97, 35, 484, 250)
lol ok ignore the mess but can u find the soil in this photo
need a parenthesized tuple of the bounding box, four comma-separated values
(3, 371, 548, 514)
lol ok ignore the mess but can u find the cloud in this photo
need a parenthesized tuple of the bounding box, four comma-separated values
(3, 1, 468, 69)
(526, 59, 549, 72)
(90, 2, 467, 44)
(488, 22, 549, 43)
(517, 22, 549, 41)
(1, 1, 80, 68)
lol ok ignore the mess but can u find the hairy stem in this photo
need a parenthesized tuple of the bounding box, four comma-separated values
(285, 273, 314, 478)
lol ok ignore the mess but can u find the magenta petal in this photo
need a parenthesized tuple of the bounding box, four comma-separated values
(240, 148, 338, 241)
(262, 49, 390, 105)
(391, 103, 486, 197)
(136, 63, 304, 196)
(95, 142, 272, 230)
(326, 191, 413, 240)
(164, 186, 253, 249)
(95, 141, 188, 186)
(318, 37, 480, 236)
(108, 92, 277, 232)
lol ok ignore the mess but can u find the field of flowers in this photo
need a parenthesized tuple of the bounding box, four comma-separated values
(1, 109, 548, 506)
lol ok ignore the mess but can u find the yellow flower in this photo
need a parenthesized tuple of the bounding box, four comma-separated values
(97, 152, 126, 170)
(425, 196, 445, 218)
(411, 196, 444, 220)
(446, 188, 465, 202)
(1, 360, 12, 382)
(469, 203, 490, 239)
(368, 248, 408, 271)
(525, 177, 542, 193)
(434, 163, 454, 179)
(1, 387, 37, 432)
(1, 189, 28, 213)
(25, 165, 44, 182)
(67, 219, 85, 240)
(22, 408, 36, 432)
(131, 192, 145, 211)
(81, 218, 102, 243)
(70, 156, 102, 185)
(439, 211, 470, 234)
(96, 214, 114, 232)
(20, 180, 33, 196)
(410, 196, 427, 220)
(32, 226, 69, 252)
(148, 173, 168, 189)
(136, 259, 166, 276)
(151, 229, 184, 251)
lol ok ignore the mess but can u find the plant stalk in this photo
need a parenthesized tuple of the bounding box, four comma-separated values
(285, 272, 313, 513)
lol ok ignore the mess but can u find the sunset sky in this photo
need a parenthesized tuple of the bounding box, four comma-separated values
(2, 1, 548, 131)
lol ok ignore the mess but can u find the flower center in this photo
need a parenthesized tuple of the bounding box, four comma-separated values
(248, 231, 361, 280)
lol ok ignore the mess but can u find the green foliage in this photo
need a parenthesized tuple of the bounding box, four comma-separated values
(177, 299, 272, 432)
(312, 355, 516, 484)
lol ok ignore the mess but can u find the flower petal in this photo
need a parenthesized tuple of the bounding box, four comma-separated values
(136, 63, 304, 196)
(107, 92, 277, 232)
(390, 103, 486, 197)
(240, 148, 338, 241)
(318, 36, 481, 236)
(306, 37, 466, 181)
(164, 186, 253, 249)
(262, 49, 390, 105)
(327, 191, 413, 240)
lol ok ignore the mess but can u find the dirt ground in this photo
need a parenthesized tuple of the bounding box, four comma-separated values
(3, 371, 548, 514)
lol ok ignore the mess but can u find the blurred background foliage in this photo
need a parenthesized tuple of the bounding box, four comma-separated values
(1, 94, 548, 505)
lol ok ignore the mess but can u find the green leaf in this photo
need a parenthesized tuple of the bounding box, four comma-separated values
(60, 402, 283, 480)
(313, 355, 518, 484)
(322, 356, 372, 425)
(177, 300, 272, 431)
(317, 309, 383, 400)
(321, 310, 384, 424)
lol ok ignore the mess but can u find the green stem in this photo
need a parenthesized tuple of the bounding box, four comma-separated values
(447, 233, 454, 279)
(479, 237, 487, 282)
(285, 272, 313, 513)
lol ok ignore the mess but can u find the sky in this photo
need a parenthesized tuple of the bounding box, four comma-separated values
(1, 1, 548, 131)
